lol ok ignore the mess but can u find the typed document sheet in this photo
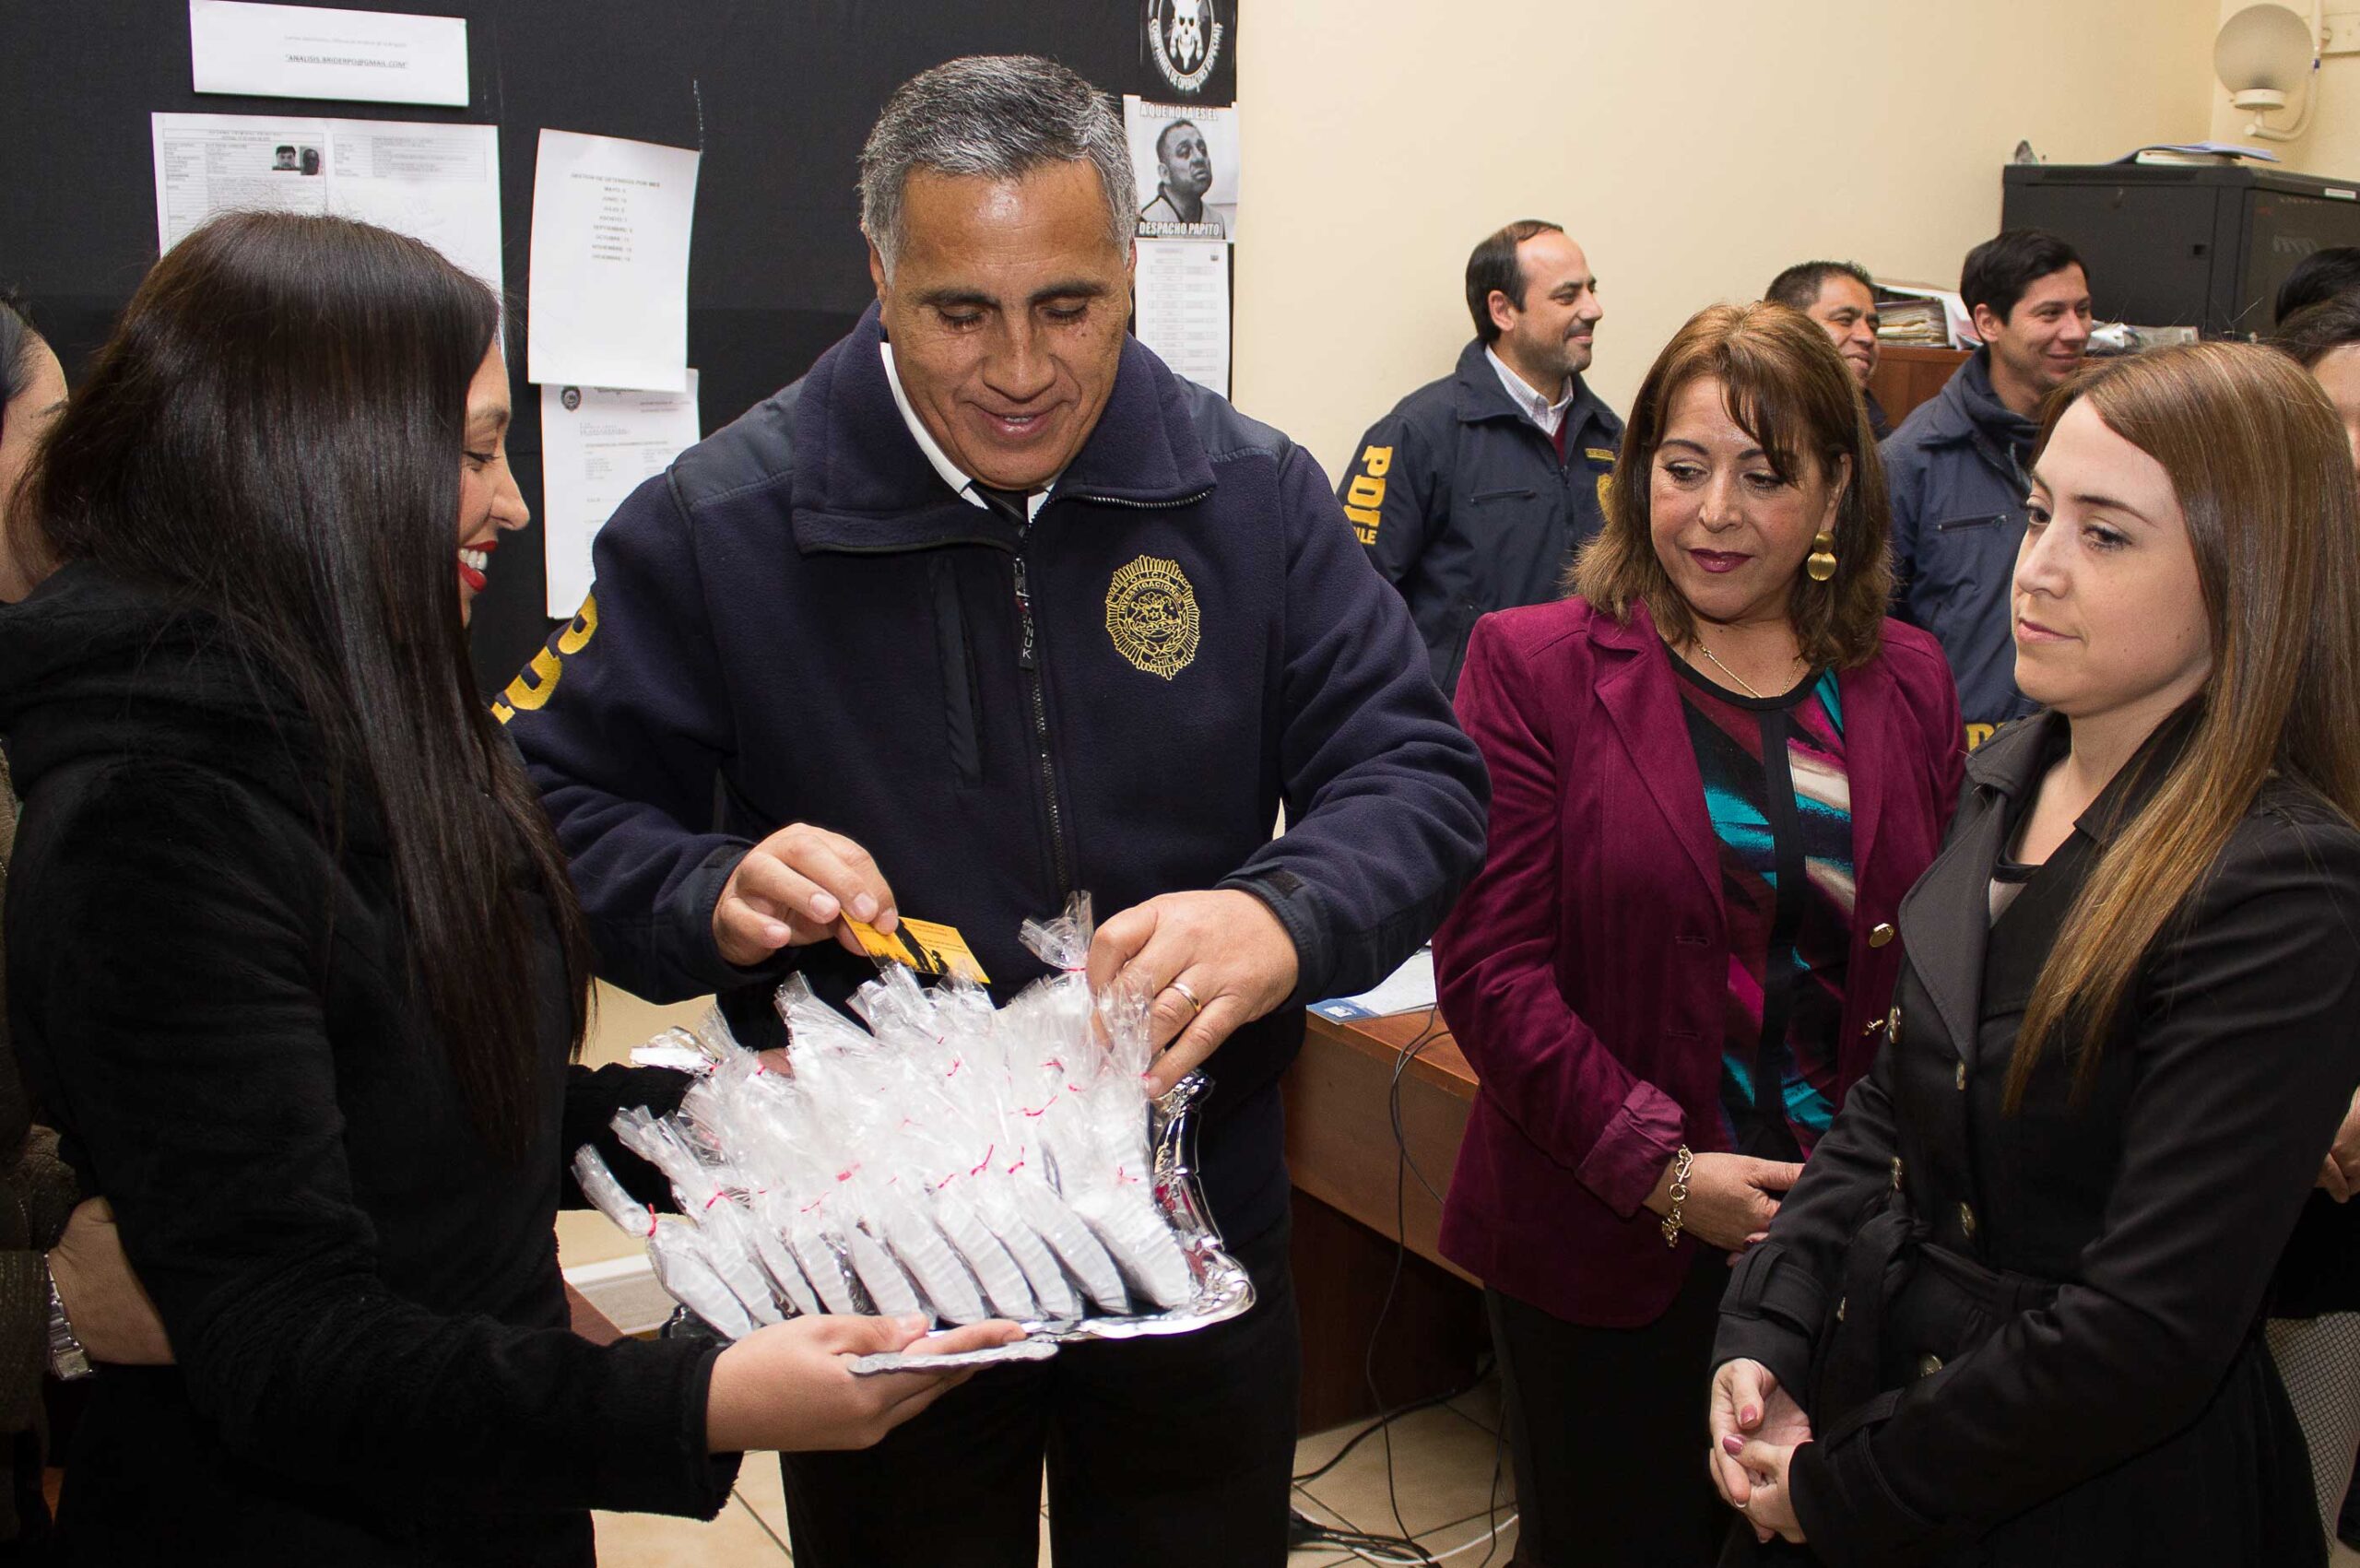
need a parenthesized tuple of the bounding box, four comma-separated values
(150, 112, 502, 291)
(188, 2, 470, 107)
(526, 129, 701, 394)
(539, 374, 702, 617)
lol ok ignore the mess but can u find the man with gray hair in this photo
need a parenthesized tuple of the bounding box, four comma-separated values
(504, 53, 1487, 1566)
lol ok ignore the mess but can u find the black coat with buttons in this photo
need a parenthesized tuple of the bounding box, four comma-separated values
(1716, 710, 2360, 1567)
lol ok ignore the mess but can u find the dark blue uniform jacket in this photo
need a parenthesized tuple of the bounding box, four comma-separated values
(1882, 349, 2044, 740)
(1339, 337, 1622, 696)
(502, 307, 1490, 1244)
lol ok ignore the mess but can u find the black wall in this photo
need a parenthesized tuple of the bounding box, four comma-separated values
(0, 0, 1207, 692)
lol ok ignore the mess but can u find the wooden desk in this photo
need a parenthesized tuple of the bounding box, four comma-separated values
(1281, 1008, 1488, 1431)
(1286, 1009, 1476, 1279)
(1869, 345, 1971, 430)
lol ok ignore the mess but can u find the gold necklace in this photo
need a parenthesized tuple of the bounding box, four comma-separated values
(1692, 641, 1781, 700)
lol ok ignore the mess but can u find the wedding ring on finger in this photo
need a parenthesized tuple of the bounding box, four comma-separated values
(1164, 978, 1204, 1018)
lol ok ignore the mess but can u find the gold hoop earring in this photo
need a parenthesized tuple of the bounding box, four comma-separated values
(1806, 528, 1837, 583)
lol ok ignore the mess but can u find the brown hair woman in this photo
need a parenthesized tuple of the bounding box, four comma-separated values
(1432, 303, 1964, 1566)
(1709, 342, 2360, 1566)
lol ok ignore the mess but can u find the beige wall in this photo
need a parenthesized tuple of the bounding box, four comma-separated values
(2209, 1, 2360, 180)
(1234, 0, 2222, 483)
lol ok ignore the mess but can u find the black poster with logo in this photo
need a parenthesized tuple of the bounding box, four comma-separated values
(0, 0, 1237, 694)
(1137, 0, 1237, 107)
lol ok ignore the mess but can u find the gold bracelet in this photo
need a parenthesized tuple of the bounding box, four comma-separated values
(1660, 1144, 1694, 1247)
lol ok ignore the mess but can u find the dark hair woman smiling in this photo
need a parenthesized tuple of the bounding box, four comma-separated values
(0, 212, 1009, 1566)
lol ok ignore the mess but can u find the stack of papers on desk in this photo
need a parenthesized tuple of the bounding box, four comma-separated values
(1311, 949, 1437, 1021)
(1875, 295, 1953, 348)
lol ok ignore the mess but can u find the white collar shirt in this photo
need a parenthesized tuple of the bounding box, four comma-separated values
(880, 341, 1054, 521)
(1485, 346, 1575, 439)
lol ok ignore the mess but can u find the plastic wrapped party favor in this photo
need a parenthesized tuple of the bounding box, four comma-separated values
(969, 1175, 1087, 1321)
(669, 1070, 825, 1318)
(1026, 973, 1194, 1310)
(610, 1108, 783, 1329)
(877, 1189, 989, 1325)
(737, 1073, 879, 1317)
(743, 1202, 823, 1317)
(572, 1144, 656, 1242)
(628, 1025, 715, 1075)
(864, 962, 1132, 1320)
(837, 1217, 926, 1320)
(1006, 1168, 1130, 1315)
(929, 1184, 1040, 1321)
(851, 972, 1044, 1322)
(749, 1187, 842, 1315)
(629, 1001, 751, 1074)
(648, 1222, 756, 1340)
(575, 896, 1255, 1370)
(875, 971, 1092, 1323)
(573, 1146, 756, 1339)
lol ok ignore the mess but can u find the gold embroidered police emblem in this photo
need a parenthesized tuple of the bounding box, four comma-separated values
(1105, 555, 1200, 679)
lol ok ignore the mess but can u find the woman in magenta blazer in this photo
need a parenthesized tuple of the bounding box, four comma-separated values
(1432, 303, 1964, 1567)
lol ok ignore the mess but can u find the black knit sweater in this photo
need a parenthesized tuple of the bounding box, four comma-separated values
(0, 565, 732, 1565)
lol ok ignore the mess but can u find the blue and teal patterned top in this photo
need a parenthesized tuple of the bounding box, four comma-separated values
(1670, 657, 1855, 1160)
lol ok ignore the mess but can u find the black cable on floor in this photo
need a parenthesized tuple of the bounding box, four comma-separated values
(1292, 999, 1517, 1567)
(1371, 1011, 1447, 1550)
(1284, 1509, 1444, 1566)
(1291, 1362, 1491, 1486)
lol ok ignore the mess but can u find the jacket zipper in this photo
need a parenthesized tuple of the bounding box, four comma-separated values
(1009, 545, 1073, 900)
(1009, 487, 1209, 902)
(1061, 489, 1212, 512)
(820, 488, 1212, 902)
(1967, 430, 2030, 497)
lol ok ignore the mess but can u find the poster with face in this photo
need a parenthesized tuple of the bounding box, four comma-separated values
(1125, 98, 1238, 243)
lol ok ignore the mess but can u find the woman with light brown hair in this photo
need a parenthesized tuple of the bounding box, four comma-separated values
(1432, 302, 1963, 1565)
(1707, 341, 2360, 1566)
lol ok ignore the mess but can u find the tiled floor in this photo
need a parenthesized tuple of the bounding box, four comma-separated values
(594, 1373, 1518, 1566)
(1287, 1387, 1516, 1566)
(593, 1367, 2360, 1568)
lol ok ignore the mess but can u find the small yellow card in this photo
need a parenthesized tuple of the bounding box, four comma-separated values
(844, 917, 992, 984)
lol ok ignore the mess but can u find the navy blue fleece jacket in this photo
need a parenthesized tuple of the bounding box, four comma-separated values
(502, 308, 1489, 1241)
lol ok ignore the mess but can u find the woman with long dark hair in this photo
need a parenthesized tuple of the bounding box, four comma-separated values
(1708, 343, 2360, 1565)
(0, 212, 1010, 1565)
